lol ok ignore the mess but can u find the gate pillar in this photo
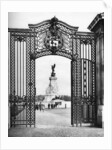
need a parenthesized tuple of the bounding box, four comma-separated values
(71, 38, 82, 127)
(26, 33, 35, 127)
(71, 59, 82, 126)
(10, 33, 15, 127)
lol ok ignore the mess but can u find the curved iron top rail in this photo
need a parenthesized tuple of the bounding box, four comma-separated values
(28, 16, 79, 32)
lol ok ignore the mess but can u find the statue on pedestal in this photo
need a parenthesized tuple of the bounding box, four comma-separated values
(44, 63, 58, 102)
(51, 64, 56, 77)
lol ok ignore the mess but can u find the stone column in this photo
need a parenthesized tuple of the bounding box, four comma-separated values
(96, 36, 101, 105)
(96, 32, 104, 127)
(8, 32, 10, 129)
(100, 34, 104, 105)
(87, 13, 104, 128)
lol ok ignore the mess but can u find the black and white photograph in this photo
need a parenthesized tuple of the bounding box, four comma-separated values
(0, 0, 112, 150)
(8, 11, 104, 137)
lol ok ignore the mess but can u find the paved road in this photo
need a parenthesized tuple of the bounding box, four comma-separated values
(8, 108, 104, 137)
(35, 108, 71, 127)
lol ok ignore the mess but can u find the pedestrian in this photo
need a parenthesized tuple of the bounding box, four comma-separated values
(48, 104, 50, 109)
(39, 102, 41, 111)
(42, 104, 45, 112)
(36, 104, 38, 110)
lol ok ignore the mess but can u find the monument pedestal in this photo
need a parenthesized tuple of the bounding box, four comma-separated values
(44, 65, 59, 103)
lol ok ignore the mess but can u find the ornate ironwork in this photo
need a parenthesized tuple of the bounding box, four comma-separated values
(45, 31, 63, 54)
(10, 33, 15, 126)
(26, 34, 35, 126)
(9, 17, 96, 127)
(30, 17, 78, 59)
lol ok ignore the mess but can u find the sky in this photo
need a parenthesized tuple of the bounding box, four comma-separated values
(36, 56, 71, 95)
(8, 12, 99, 96)
(8, 12, 99, 32)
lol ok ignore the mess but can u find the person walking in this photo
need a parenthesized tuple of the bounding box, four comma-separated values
(48, 104, 49, 109)
(39, 102, 41, 111)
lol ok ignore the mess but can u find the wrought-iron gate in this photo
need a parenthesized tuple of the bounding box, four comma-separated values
(9, 17, 96, 127)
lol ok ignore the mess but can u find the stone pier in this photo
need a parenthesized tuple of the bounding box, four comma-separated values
(88, 13, 104, 127)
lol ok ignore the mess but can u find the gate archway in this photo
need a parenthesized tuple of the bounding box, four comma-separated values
(9, 17, 96, 127)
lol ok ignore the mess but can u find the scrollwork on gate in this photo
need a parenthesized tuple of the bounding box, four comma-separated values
(44, 17, 63, 54)
(29, 17, 78, 59)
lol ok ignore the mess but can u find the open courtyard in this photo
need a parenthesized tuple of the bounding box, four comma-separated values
(8, 108, 104, 137)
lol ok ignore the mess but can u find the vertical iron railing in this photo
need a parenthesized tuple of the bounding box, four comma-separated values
(9, 31, 36, 127)
(71, 34, 96, 126)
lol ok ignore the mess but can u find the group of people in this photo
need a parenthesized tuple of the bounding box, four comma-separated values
(35, 103, 58, 111)
(48, 103, 58, 109)
(35, 103, 45, 112)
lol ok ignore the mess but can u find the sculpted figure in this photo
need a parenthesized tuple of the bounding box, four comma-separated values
(51, 64, 56, 77)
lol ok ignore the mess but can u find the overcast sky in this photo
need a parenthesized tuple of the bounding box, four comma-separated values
(8, 12, 99, 96)
(36, 56, 71, 95)
(8, 12, 99, 31)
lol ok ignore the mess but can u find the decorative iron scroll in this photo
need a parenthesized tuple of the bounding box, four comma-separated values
(44, 31, 63, 54)
(30, 17, 78, 60)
